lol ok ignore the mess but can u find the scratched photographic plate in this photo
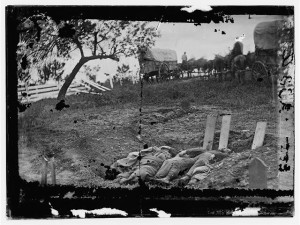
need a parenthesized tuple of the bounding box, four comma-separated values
(6, 3, 295, 219)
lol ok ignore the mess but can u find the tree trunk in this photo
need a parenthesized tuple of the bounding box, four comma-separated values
(57, 59, 86, 101)
(57, 55, 118, 101)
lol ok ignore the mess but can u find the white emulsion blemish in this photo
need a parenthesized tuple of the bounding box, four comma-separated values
(232, 207, 260, 216)
(150, 208, 171, 217)
(71, 208, 128, 218)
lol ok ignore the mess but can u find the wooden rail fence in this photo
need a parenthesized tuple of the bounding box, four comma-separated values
(18, 80, 111, 103)
(183, 69, 252, 82)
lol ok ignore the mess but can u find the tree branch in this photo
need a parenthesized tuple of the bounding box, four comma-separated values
(282, 45, 294, 67)
(93, 32, 98, 56)
(97, 25, 114, 42)
(73, 37, 84, 57)
(110, 38, 117, 55)
(29, 40, 56, 62)
(97, 43, 105, 55)
(83, 54, 119, 62)
(26, 37, 56, 58)
(69, 46, 79, 54)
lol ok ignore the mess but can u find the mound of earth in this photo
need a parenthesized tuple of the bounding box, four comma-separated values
(188, 145, 278, 190)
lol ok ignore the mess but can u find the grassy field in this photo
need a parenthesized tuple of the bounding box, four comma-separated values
(18, 77, 279, 188)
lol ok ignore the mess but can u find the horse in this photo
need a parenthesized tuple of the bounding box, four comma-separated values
(231, 54, 247, 83)
(180, 61, 192, 78)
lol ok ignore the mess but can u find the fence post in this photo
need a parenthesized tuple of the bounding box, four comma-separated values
(57, 81, 61, 90)
(25, 82, 29, 103)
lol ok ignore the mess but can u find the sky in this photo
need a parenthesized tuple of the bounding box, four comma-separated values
(153, 15, 284, 62)
(94, 14, 284, 83)
(30, 14, 285, 84)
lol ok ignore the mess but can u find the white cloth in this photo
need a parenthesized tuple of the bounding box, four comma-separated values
(192, 165, 210, 181)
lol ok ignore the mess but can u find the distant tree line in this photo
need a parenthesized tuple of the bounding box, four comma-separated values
(181, 50, 255, 75)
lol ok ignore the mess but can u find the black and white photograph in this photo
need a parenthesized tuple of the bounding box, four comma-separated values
(3, 0, 297, 220)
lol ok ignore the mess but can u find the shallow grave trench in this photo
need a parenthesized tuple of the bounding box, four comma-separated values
(101, 129, 278, 189)
(100, 106, 278, 189)
(18, 104, 278, 189)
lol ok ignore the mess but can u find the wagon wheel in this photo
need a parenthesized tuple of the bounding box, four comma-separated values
(158, 63, 170, 82)
(252, 61, 268, 81)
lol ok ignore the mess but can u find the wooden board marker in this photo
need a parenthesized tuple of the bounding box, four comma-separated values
(251, 122, 267, 150)
(41, 158, 48, 186)
(50, 157, 56, 185)
(202, 115, 217, 151)
(218, 115, 231, 150)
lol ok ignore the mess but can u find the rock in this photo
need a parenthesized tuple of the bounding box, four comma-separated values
(215, 162, 224, 168)
(152, 112, 165, 119)
(165, 111, 176, 118)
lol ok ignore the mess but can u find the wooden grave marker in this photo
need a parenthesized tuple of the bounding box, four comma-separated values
(218, 115, 231, 150)
(41, 157, 48, 186)
(249, 157, 268, 189)
(203, 114, 217, 151)
(50, 157, 56, 185)
(41, 157, 57, 186)
(251, 122, 267, 150)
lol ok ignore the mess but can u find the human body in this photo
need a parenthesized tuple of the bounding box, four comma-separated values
(115, 146, 176, 184)
(154, 147, 208, 184)
(179, 149, 230, 185)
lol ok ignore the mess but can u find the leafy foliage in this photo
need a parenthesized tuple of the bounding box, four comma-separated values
(82, 64, 101, 82)
(115, 63, 132, 84)
(213, 54, 225, 72)
(37, 60, 65, 84)
(279, 17, 294, 68)
(17, 16, 160, 98)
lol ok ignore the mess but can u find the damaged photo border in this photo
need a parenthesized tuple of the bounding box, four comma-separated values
(4, 2, 296, 219)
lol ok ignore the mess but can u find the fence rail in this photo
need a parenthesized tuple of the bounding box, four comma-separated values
(181, 69, 252, 82)
(18, 80, 111, 103)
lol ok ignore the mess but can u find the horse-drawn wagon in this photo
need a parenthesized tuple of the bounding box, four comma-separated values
(139, 47, 183, 82)
(251, 20, 284, 81)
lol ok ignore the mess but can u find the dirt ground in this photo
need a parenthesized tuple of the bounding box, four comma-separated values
(18, 96, 278, 189)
